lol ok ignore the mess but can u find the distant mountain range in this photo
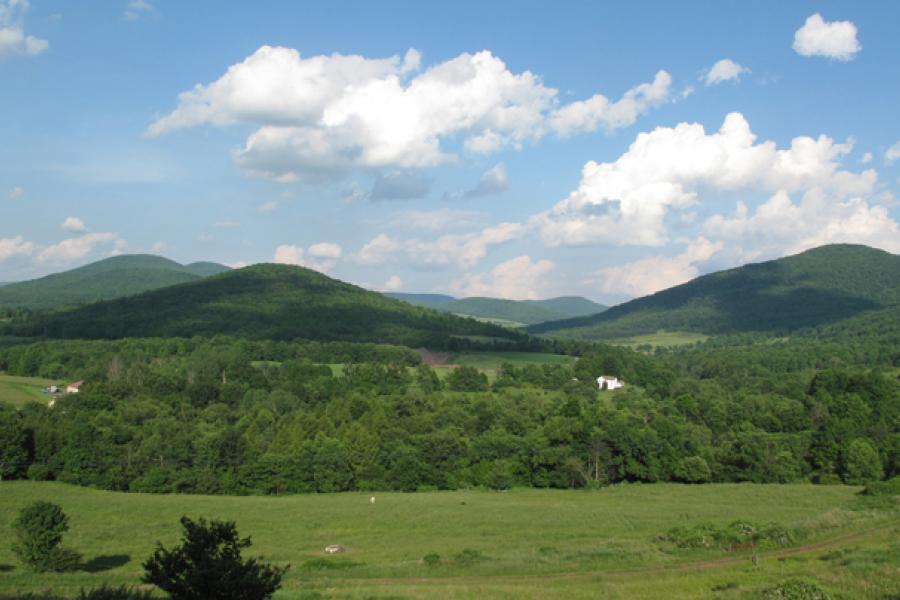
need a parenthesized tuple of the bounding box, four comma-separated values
(15, 263, 525, 348)
(0, 255, 230, 310)
(530, 244, 900, 341)
(387, 293, 607, 326)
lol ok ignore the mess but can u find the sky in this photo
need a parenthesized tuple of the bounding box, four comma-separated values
(2, 0, 899, 303)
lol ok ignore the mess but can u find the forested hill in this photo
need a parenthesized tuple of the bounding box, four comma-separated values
(387, 293, 607, 325)
(14, 263, 526, 348)
(530, 244, 900, 340)
(0, 254, 230, 310)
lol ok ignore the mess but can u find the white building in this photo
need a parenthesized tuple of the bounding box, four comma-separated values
(597, 375, 624, 390)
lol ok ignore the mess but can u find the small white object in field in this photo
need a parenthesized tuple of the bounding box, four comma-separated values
(324, 545, 345, 554)
(370, 496, 375, 504)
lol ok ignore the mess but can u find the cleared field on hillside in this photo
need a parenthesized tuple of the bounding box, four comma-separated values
(0, 374, 59, 408)
(449, 351, 576, 369)
(0, 482, 896, 599)
(608, 330, 710, 349)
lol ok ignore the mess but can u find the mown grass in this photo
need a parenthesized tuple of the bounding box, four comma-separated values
(0, 374, 59, 408)
(0, 482, 896, 598)
(608, 330, 710, 350)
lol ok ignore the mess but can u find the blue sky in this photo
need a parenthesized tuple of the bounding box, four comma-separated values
(2, 0, 899, 302)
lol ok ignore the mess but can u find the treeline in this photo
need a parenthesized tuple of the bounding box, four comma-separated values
(0, 336, 895, 494)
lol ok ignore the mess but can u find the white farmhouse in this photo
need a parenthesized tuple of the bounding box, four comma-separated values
(597, 375, 624, 390)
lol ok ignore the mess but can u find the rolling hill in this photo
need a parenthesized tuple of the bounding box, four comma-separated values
(530, 244, 900, 341)
(15, 263, 526, 348)
(0, 255, 231, 310)
(387, 293, 606, 325)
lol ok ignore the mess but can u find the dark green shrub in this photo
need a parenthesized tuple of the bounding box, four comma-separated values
(78, 585, 155, 600)
(142, 516, 288, 600)
(422, 553, 441, 566)
(860, 476, 900, 496)
(674, 456, 711, 483)
(453, 548, 486, 566)
(486, 461, 514, 491)
(12, 501, 81, 572)
(301, 557, 362, 570)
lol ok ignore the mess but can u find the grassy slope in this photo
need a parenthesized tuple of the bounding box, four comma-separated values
(0, 482, 895, 599)
(531, 244, 900, 341)
(21, 264, 524, 348)
(0, 374, 58, 408)
(0, 255, 231, 310)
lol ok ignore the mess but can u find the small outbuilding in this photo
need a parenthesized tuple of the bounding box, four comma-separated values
(66, 381, 84, 394)
(597, 375, 624, 390)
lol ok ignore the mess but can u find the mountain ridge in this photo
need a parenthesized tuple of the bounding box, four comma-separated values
(530, 244, 900, 340)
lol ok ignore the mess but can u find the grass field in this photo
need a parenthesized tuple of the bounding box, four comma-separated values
(608, 330, 710, 350)
(0, 482, 896, 599)
(0, 373, 59, 408)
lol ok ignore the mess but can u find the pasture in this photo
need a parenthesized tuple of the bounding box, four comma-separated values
(0, 373, 58, 408)
(0, 482, 896, 599)
(608, 330, 710, 350)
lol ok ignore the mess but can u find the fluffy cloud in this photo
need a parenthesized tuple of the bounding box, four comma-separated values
(885, 141, 900, 165)
(148, 46, 671, 181)
(273, 242, 342, 272)
(35, 233, 125, 265)
(0, 0, 48, 59)
(464, 163, 508, 198)
(8, 185, 24, 199)
(451, 255, 554, 300)
(860, 152, 873, 164)
(383, 275, 403, 292)
(355, 222, 524, 269)
(61, 217, 87, 232)
(703, 190, 900, 258)
(704, 59, 749, 86)
(534, 112, 875, 247)
(597, 238, 723, 297)
(370, 171, 431, 201)
(124, 0, 156, 21)
(793, 13, 861, 61)
(0, 235, 34, 262)
(548, 71, 671, 137)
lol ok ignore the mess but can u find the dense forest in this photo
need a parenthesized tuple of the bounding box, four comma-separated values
(4, 264, 527, 350)
(0, 333, 895, 495)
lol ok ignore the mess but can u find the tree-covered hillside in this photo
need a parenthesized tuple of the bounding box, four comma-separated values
(0, 255, 231, 310)
(12, 264, 526, 348)
(388, 293, 606, 325)
(531, 244, 900, 340)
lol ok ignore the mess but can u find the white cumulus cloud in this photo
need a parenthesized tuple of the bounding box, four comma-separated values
(534, 112, 875, 248)
(273, 242, 342, 273)
(464, 163, 508, 198)
(355, 222, 525, 269)
(885, 141, 900, 165)
(148, 46, 671, 181)
(0, 235, 34, 262)
(451, 255, 554, 300)
(597, 238, 723, 297)
(0, 0, 48, 59)
(61, 217, 87, 232)
(124, 0, 157, 22)
(793, 13, 861, 61)
(383, 275, 403, 292)
(704, 59, 749, 86)
(36, 232, 125, 265)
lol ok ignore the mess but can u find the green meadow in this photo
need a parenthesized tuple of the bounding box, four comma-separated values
(0, 482, 896, 599)
(0, 374, 58, 409)
(608, 330, 711, 350)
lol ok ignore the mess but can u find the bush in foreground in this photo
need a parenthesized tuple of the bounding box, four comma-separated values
(142, 516, 288, 600)
(11, 501, 82, 572)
